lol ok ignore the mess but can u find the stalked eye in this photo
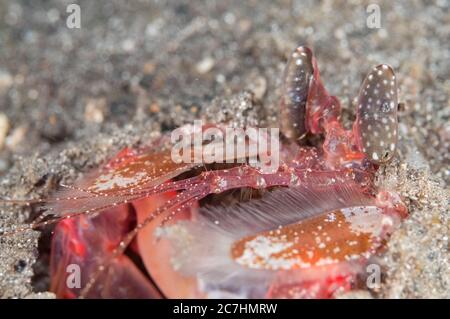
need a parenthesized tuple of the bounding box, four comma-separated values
(280, 46, 314, 142)
(355, 64, 398, 164)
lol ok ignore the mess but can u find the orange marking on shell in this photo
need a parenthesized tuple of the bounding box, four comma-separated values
(231, 207, 385, 270)
(87, 149, 195, 193)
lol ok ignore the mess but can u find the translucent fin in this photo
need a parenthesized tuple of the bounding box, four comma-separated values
(198, 182, 374, 236)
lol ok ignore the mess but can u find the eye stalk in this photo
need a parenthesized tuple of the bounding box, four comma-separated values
(279, 46, 314, 142)
(354, 64, 399, 164)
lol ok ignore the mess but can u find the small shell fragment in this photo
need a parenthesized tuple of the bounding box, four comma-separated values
(355, 64, 398, 164)
(280, 46, 314, 142)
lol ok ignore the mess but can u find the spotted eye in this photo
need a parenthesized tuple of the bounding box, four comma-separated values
(280, 46, 314, 142)
(355, 64, 398, 164)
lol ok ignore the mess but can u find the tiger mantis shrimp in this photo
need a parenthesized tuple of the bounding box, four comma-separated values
(0, 46, 408, 299)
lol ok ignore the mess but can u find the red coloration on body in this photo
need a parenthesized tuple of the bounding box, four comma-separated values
(1, 46, 407, 299)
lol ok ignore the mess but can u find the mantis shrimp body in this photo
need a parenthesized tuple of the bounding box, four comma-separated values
(1, 46, 407, 299)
